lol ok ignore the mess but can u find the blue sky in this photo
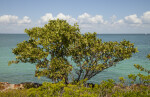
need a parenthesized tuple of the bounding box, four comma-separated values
(0, 0, 150, 34)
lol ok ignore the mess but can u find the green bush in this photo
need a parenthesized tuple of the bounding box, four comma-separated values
(0, 79, 149, 97)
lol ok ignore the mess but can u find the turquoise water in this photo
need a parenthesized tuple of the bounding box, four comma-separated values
(0, 34, 150, 84)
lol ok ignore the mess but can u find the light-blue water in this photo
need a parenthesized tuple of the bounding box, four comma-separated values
(0, 34, 150, 84)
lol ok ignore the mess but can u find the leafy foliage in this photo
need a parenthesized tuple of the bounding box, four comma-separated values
(147, 54, 150, 59)
(70, 33, 137, 82)
(119, 77, 126, 85)
(128, 74, 137, 84)
(27, 79, 150, 97)
(127, 67, 150, 85)
(128, 54, 150, 85)
(27, 81, 65, 97)
(134, 64, 150, 74)
(9, 19, 80, 83)
(27, 79, 115, 97)
(0, 79, 150, 97)
(9, 19, 137, 83)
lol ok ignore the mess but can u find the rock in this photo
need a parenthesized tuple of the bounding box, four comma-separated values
(0, 82, 42, 91)
(14, 84, 24, 89)
(0, 82, 10, 90)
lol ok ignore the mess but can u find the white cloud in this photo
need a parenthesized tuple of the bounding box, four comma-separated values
(37, 12, 150, 34)
(110, 15, 117, 23)
(0, 15, 31, 25)
(56, 13, 70, 19)
(78, 13, 90, 19)
(77, 13, 90, 24)
(77, 13, 105, 24)
(38, 13, 76, 24)
(116, 19, 124, 24)
(124, 14, 142, 24)
(56, 13, 77, 24)
(141, 11, 150, 24)
(90, 15, 104, 23)
(1, 11, 150, 34)
(18, 16, 31, 24)
(0, 15, 18, 24)
(38, 13, 53, 24)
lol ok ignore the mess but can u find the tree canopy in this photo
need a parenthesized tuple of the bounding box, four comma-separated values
(9, 19, 138, 84)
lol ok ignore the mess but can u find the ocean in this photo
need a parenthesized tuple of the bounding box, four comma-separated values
(0, 34, 150, 84)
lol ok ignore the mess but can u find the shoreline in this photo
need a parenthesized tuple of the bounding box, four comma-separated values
(0, 82, 41, 91)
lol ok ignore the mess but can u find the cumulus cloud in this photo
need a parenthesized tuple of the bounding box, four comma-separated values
(110, 19, 125, 26)
(0, 15, 18, 24)
(38, 13, 53, 24)
(141, 11, 150, 24)
(90, 15, 104, 23)
(1, 11, 150, 34)
(77, 13, 90, 23)
(37, 11, 150, 34)
(78, 13, 105, 24)
(18, 16, 31, 24)
(0, 15, 31, 25)
(39, 13, 106, 25)
(116, 19, 124, 24)
(56, 13, 77, 24)
(124, 14, 142, 24)
(38, 13, 76, 24)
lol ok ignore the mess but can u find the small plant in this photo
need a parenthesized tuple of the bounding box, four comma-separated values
(128, 54, 150, 85)
(128, 74, 137, 84)
(138, 73, 150, 85)
(134, 64, 150, 74)
(147, 54, 150, 59)
(98, 79, 115, 96)
(119, 77, 126, 84)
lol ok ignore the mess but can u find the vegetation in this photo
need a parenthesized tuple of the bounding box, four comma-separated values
(9, 19, 137, 84)
(127, 55, 150, 85)
(0, 89, 28, 97)
(1, 79, 150, 97)
(70, 33, 137, 82)
(4, 19, 149, 96)
(26, 79, 150, 97)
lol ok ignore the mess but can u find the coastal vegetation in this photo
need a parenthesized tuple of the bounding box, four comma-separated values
(9, 19, 137, 83)
(0, 76, 150, 97)
(1, 19, 148, 96)
(1, 61, 150, 96)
